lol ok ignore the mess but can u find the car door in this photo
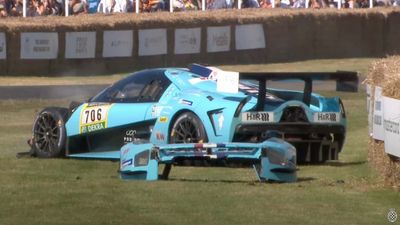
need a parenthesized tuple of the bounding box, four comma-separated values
(66, 69, 171, 157)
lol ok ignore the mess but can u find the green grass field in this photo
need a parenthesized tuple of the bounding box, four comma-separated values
(0, 59, 399, 225)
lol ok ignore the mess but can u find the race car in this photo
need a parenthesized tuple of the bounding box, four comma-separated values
(28, 64, 358, 163)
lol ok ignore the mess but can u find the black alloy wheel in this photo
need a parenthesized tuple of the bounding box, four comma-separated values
(31, 108, 68, 158)
(169, 112, 207, 144)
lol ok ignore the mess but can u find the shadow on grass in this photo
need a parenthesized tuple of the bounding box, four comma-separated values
(324, 160, 367, 167)
(168, 176, 316, 184)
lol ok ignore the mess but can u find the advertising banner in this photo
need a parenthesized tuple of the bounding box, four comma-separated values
(0, 33, 6, 59)
(20, 32, 58, 59)
(373, 86, 384, 141)
(207, 26, 230, 53)
(65, 32, 96, 59)
(235, 24, 265, 50)
(382, 96, 400, 157)
(138, 29, 167, 56)
(103, 30, 133, 57)
(174, 28, 201, 55)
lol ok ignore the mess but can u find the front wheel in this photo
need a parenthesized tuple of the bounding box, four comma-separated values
(31, 107, 69, 158)
(169, 112, 207, 144)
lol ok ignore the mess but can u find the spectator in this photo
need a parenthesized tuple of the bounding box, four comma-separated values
(207, 0, 231, 9)
(259, 0, 272, 8)
(292, 0, 305, 8)
(242, 0, 259, 7)
(70, 0, 88, 14)
(173, 0, 198, 11)
(141, 0, 165, 12)
(375, 0, 391, 5)
(112, 0, 128, 12)
(97, 0, 114, 13)
(310, 0, 321, 8)
(43, 0, 63, 15)
(280, 0, 291, 7)
(10, 0, 23, 16)
(0, 1, 7, 17)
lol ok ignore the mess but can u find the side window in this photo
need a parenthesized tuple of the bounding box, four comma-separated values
(114, 81, 147, 102)
(91, 69, 171, 103)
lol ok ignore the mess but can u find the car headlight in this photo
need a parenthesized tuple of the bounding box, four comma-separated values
(134, 150, 149, 167)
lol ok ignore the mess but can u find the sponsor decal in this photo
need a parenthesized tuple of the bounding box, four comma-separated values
(179, 99, 193, 106)
(313, 112, 340, 123)
(121, 159, 133, 169)
(159, 116, 168, 123)
(242, 112, 273, 123)
(124, 130, 137, 143)
(79, 103, 112, 134)
(156, 132, 165, 141)
(151, 105, 163, 117)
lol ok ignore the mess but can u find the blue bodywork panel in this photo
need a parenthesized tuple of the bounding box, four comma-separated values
(119, 138, 297, 183)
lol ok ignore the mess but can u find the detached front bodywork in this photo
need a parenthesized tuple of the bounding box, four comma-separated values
(119, 138, 297, 183)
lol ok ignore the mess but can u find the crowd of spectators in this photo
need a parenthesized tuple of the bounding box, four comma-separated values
(0, 0, 399, 17)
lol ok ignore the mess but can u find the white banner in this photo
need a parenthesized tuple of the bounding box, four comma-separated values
(103, 30, 133, 58)
(65, 32, 96, 59)
(366, 85, 372, 136)
(207, 26, 230, 53)
(138, 29, 167, 56)
(20, 32, 58, 59)
(174, 28, 201, 55)
(0, 33, 5, 59)
(382, 96, 400, 157)
(373, 86, 384, 141)
(235, 24, 265, 50)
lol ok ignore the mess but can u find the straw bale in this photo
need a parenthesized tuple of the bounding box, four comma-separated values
(367, 56, 400, 188)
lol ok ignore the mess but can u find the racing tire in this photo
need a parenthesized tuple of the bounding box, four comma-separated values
(31, 107, 69, 158)
(169, 111, 208, 144)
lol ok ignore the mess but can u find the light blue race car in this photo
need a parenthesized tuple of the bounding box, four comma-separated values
(28, 64, 358, 166)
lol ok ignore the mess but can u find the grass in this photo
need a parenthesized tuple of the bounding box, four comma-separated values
(0, 59, 399, 225)
(0, 58, 376, 86)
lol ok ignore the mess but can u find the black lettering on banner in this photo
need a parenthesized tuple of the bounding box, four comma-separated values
(331, 113, 336, 121)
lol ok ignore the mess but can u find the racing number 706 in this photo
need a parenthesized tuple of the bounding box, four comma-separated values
(84, 108, 102, 123)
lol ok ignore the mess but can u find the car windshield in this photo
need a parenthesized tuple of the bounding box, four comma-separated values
(91, 69, 171, 103)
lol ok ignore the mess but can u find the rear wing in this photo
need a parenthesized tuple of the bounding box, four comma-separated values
(239, 71, 359, 110)
(189, 64, 359, 109)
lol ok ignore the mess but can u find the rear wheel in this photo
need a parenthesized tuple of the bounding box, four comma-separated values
(31, 107, 68, 158)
